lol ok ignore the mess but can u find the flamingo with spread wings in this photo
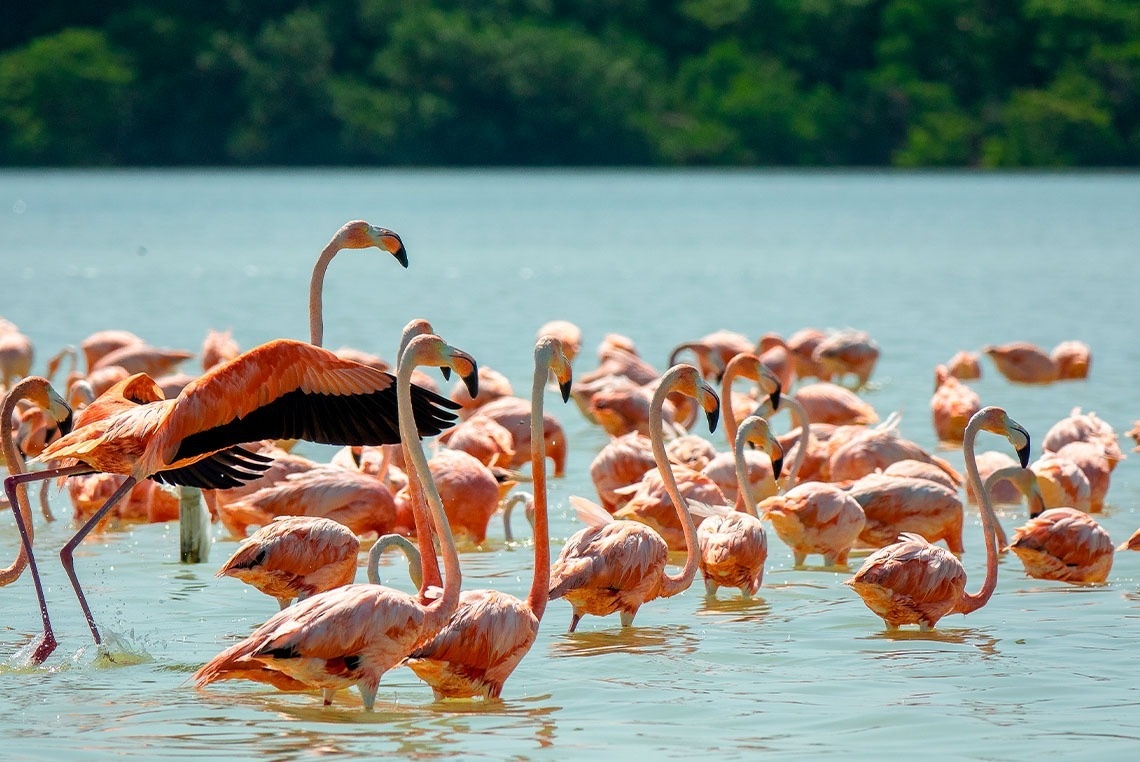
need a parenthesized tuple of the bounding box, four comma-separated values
(192, 334, 474, 710)
(5, 339, 461, 664)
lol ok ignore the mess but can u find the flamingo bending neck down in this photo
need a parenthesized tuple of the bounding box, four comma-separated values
(548, 363, 720, 632)
(193, 334, 474, 710)
(401, 335, 573, 699)
(845, 406, 1030, 631)
(309, 220, 407, 347)
(6, 339, 461, 664)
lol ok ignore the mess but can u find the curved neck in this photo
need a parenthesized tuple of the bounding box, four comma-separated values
(308, 239, 341, 346)
(397, 357, 460, 628)
(526, 347, 552, 617)
(782, 397, 809, 491)
(734, 430, 761, 519)
(366, 533, 424, 590)
(652, 376, 700, 598)
(720, 361, 743, 449)
(958, 417, 1001, 614)
(1, 380, 35, 583)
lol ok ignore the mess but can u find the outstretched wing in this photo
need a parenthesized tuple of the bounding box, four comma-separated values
(155, 339, 459, 469)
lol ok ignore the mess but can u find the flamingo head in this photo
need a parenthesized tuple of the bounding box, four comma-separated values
(537, 335, 574, 402)
(737, 415, 784, 480)
(338, 220, 408, 268)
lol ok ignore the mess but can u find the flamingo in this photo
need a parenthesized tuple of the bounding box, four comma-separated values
(470, 395, 569, 478)
(0, 320, 35, 388)
(91, 343, 194, 378)
(931, 363, 981, 444)
(785, 327, 831, 382)
(192, 333, 474, 710)
(449, 366, 514, 420)
(792, 382, 878, 426)
(6, 339, 461, 663)
(758, 481, 865, 567)
(1007, 508, 1113, 584)
(845, 406, 1030, 631)
(813, 329, 880, 389)
(214, 465, 400, 538)
(1, 377, 73, 661)
(201, 329, 241, 371)
(308, 220, 406, 348)
(980, 465, 1045, 548)
(1029, 453, 1092, 513)
(547, 363, 720, 632)
(401, 335, 573, 700)
(983, 342, 1058, 384)
(696, 416, 783, 598)
(1050, 340, 1091, 380)
(847, 472, 965, 554)
(588, 431, 657, 513)
(78, 329, 143, 374)
(668, 330, 754, 381)
(215, 515, 361, 608)
(701, 352, 782, 505)
(945, 350, 982, 380)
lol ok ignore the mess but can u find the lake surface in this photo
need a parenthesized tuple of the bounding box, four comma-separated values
(2, 169, 1139, 759)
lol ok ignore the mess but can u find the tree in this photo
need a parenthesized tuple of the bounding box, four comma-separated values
(0, 28, 135, 164)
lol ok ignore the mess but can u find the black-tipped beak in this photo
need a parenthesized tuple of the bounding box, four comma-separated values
(1016, 443, 1031, 468)
(705, 406, 720, 434)
(559, 379, 572, 403)
(771, 455, 784, 479)
(440, 367, 452, 381)
(769, 384, 782, 412)
(461, 368, 479, 399)
(58, 410, 74, 437)
(1012, 423, 1031, 468)
(392, 243, 408, 269)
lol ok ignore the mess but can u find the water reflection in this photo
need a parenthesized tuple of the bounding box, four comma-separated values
(861, 626, 1001, 657)
(548, 624, 700, 658)
(696, 594, 771, 623)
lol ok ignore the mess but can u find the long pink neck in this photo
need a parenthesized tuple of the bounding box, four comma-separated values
(525, 345, 553, 618)
(1, 379, 38, 583)
(733, 426, 762, 520)
(653, 373, 700, 599)
(720, 360, 743, 449)
(308, 239, 341, 346)
(957, 416, 1001, 614)
(397, 352, 460, 632)
(783, 397, 809, 490)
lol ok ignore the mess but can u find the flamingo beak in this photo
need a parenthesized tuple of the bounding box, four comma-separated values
(769, 383, 782, 412)
(703, 390, 721, 434)
(559, 378, 572, 403)
(390, 243, 409, 269)
(771, 454, 784, 479)
(377, 228, 408, 268)
(440, 367, 452, 381)
(460, 366, 479, 399)
(1010, 422, 1031, 467)
(47, 388, 73, 436)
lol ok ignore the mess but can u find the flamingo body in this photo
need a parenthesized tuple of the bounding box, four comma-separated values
(1008, 508, 1114, 584)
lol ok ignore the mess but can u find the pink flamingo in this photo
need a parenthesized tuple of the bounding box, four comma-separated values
(847, 472, 965, 553)
(697, 415, 783, 598)
(813, 329, 880, 389)
(588, 431, 657, 513)
(1008, 508, 1113, 584)
(192, 334, 475, 710)
(793, 382, 878, 426)
(983, 342, 1058, 384)
(845, 406, 1030, 630)
(402, 335, 573, 699)
(1, 378, 73, 643)
(215, 515, 361, 608)
(1029, 453, 1092, 513)
(536, 320, 582, 365)
(1050, 340, 1091, 380)
(946, 350, 982, 380)
(0, 320, 34, 388)
(759, 481, 865, 567)
(548, 363, 720, 631)
(786, 327, 831, 382)
(931, 364, 981, 444)
(7, 339, 461, 663)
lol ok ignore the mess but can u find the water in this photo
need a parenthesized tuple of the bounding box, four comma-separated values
(2, 169, 1140, 759)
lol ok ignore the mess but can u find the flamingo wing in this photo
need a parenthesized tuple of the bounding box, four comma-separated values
(157, 339, 460, 468)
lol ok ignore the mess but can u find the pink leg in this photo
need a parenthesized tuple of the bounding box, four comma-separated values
(3, 464, 94, 664)
(60, 476, 137, 647)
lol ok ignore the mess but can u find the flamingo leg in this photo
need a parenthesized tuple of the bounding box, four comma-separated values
(3, 464, 95, 664)
(59, 475, 137, 647)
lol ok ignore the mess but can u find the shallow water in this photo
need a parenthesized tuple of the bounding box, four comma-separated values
(2, 169, 1140, 759)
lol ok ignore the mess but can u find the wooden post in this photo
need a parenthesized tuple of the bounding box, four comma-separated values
(178, 486, 210, 563)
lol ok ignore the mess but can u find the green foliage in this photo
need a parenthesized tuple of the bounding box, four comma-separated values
(0, 1, 1137, 165)
(0, 29, 135, 164)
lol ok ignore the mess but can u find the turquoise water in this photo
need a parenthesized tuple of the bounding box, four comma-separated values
(2, 169, 1140, 759)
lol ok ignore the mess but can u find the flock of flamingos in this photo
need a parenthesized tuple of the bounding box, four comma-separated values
(2, 219, 1138, 710)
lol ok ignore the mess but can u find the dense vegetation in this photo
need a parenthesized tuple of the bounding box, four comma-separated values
(2, 1, 1138, 167)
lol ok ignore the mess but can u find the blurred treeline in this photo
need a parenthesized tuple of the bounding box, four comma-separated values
(2, 0, 1138, 167)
